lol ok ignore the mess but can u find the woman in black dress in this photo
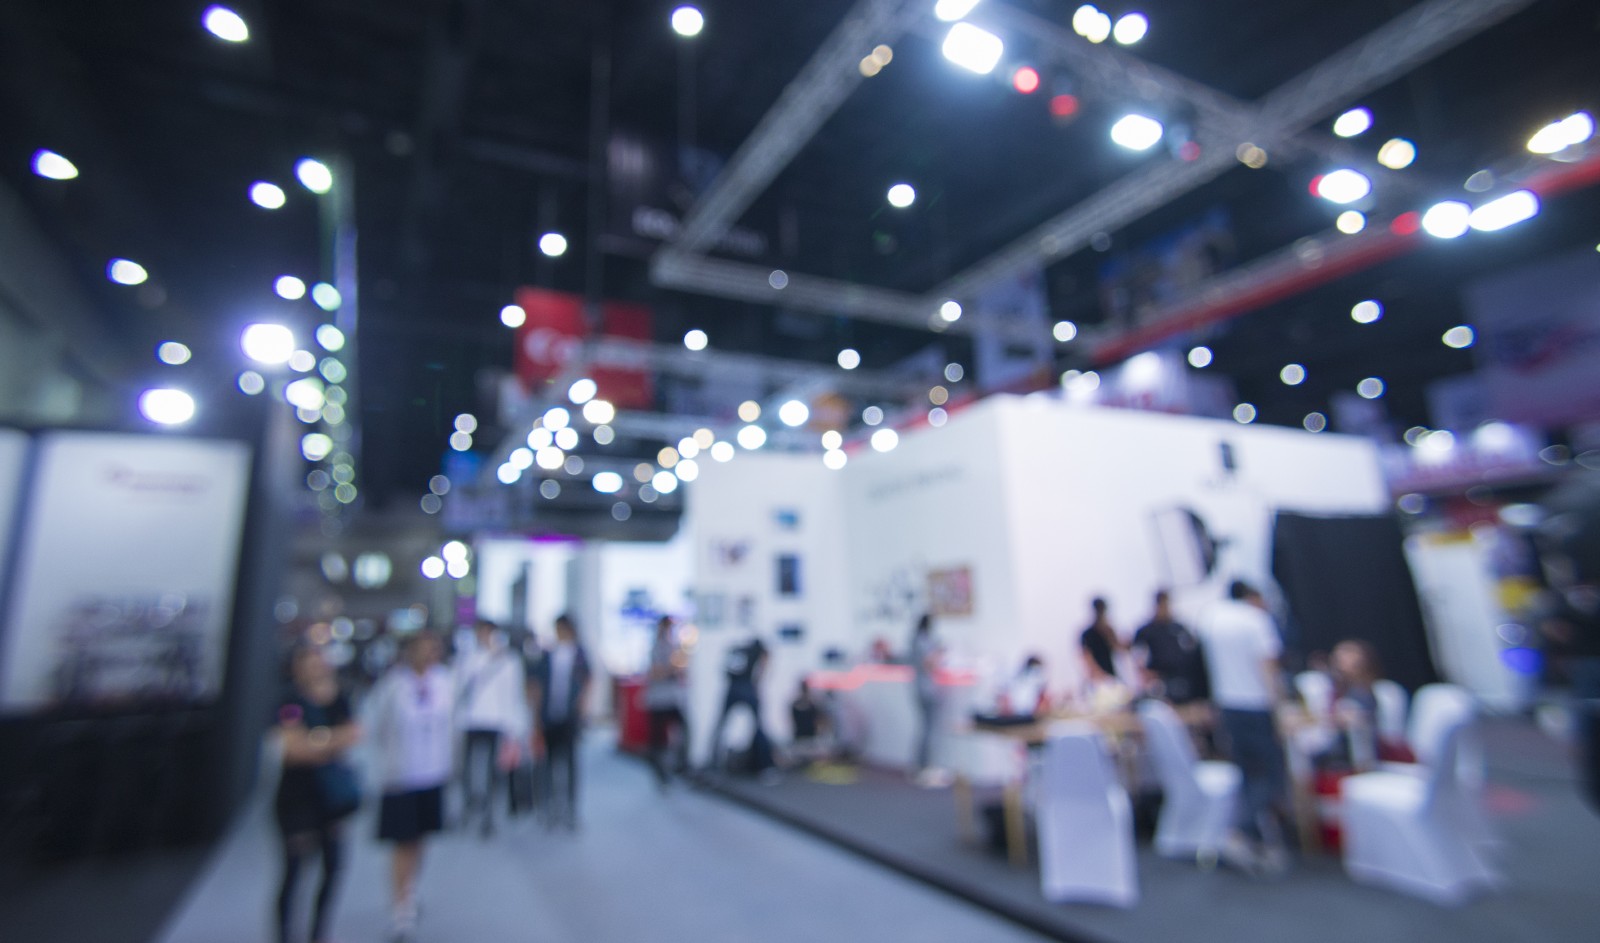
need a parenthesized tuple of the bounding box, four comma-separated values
(274, 645, 362, 943)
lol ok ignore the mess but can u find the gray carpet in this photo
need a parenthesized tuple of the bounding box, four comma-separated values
(707, 718, 1600, 943)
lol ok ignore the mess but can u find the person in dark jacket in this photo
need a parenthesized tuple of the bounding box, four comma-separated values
(531, 614, 592, 829)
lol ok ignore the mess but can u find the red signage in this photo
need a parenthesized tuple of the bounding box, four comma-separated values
(512, 287, 654, 409)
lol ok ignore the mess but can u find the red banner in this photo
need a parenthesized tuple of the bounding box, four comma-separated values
(512, 287, 654, 410)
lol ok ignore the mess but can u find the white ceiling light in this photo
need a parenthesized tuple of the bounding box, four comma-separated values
(450, 431, 473, 452)
(1110, 114, 1164, 151)
(823, 449, 848, 470)
(778, 400, 810, 427)
(941, 22, 1004, 75)
(676, 458, 700, 482)
(593, 424, 615, 445)
(1280, 363, 1306, 386)
(249, 181, 285, 209)
(241, 323, 296, 364)
(944, 363, 965, 383)
(1443, 326, 1475, 349)
(284, 377, 325, 411)
(1112, 13, 1148, 45)
(862, 405, 884, 426)
(1232, 403, 1257, 424)
(32, 150, 78, 180)
(737, 425, 767, 450)
(539, 232, 568, 257)
(157, 341, 191, 365)
(288, 349, 316, 372)
(1072, 5, 1101, 37)
(821, 430, 843, 450)
(870, 428, 899, 452)
(275, 275, 306, 300)
(528, 427, 552, 449)
(1313, 169, 1372, 204)
(939, 300, 962, 322)
(1187, 346, 1213, 368)
(301, 433, 333, 462)
(1052, 320, 1078, 342)
(1421, 200, 1472, 239)
(1357, 377, 1385, 399)
(593, 471, 623, 494)
(500, 304, 526, 328)
(837, 348, 861, 370)
(1527, 112, 1594, 155)
(202, 6, 249, 43)
(107, 258, 148, 285)
(652, 471, 680, 495)
(421, 556, 445, 579)
(1377, 138, 1416, 170)
(1083, 11, 1112, 43)
(1335, 210, 1366, 234)
(554, 427, 579, 450)
(888, 183, 917, 208)
(295, 158, 333, 194)
(568, 378, 598, 404)
(139, 388, 196, 425)
(1351, 299, 1383, 324)
(710, 441, 735, 462)
(684, 328, 709, 351)
(1332, 107, 1372, 138)
(934, 0, 981, 21)
(536, 446, 565, 470)
(238, 371, 265, 395)
(1468, 190, 1539, 232)
(543, 406, 570, 430)
(582, 399, 615, 424)
(311, 283, 341, 311)
(315, 324, 345, 351)
(1304, 412, 1327, 433)
(510, 447, 534, 470)
(670, 6, 704, 37)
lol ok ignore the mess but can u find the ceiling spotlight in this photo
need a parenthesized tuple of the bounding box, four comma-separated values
(887, 183, 917, 208)
(670, 6, 704, 37)
(539, 232, 568, 257)
(32, 149, 79, 180)
(536, 446, 565, 470)
(738, 400, 761, 422)
(1442, 325, 1475, 349)
(107, 258, 148, 285)
(768, 269, 789, 289)
(202, 6, 249, 43)
(684, 328, 709, 351)
(242, 324, 295, 365)
(1304, 412, 1327, 433)
(934, 0, 981, 21)
(1421, 200, 1471, 239)
(737, 425, 767, 450)
(1377, 138, 1416, 170)
(284, 377, 325, 411)
(1357, 377, 1385, 399)
(1012, 66, 1040, 95)
(582, 399, 615, 424)
(1233, 403, 1257, 424)
(316, 324, 345, 351)
(710, 441, 735, 462)
(1468, 190, 1539, 232)
(1526, 111, 1594, 155)
(1187, 346, 1213, 368)
(676, 459, 700, 482)
(1236, 143, 1268, 169)
(1280, 363, 1306, 386)
(593, 471, 623, 494)
(238, 371, 265, 395)
(837, 348, 861, 370)
(275, 275, 307, 300)
(870, 428, 899, 452)
(823, 449, 848, 470)
(1072, 5, 1099, 37)
(568, 378, 598, 404)
(941, 22, 1004, 75)
(821, 430, 843, 450)
(1351, 300, 1383, 324)
(250, 181, 285, 209)
(139, 388, 196, 425)
(500, 304, 526, 328)
(1312, 169, 1372, 204)
(1335, 210, 1366, 234)
(652, 471, 679, 495)
(1332, 107, 1372, 138)
(455, 413, 478, 434)
(295, 158, 333, 194)
(778, 400, 810, 427)
(863, 405, 884, 426)
(939, 300, 962, 322)
(1110, 114, 1164, 151)
(1112, 12, 1148, 45)
(1052, 320, 1078, 342)
(543, 406, 570, 430)
(157, 341, 191, 365)
(288, 349, 316, 372)
(945, 362, 965, 383)
(497, 464, 520, 485)
(311, 283, 341, 311)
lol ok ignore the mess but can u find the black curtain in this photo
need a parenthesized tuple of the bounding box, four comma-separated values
(1271, 512, 1438, 691)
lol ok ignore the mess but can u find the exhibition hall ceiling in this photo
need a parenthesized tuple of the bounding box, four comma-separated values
(1, 0, 1597, 508)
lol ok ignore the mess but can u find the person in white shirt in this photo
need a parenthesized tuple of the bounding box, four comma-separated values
(1196, 579, 1290, 874)
(453, 619, 530, 839)
(366, 631, 454, 941)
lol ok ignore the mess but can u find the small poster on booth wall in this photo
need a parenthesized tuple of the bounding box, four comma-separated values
(776, 554, 802, 597)
(0, 432, 252, 712)
(927, 566, 974, 617)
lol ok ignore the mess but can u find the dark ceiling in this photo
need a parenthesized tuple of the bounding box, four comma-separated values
(1, 0, 1597, 512)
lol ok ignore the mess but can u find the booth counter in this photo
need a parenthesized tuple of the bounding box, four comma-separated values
(811, 664, 977, 770)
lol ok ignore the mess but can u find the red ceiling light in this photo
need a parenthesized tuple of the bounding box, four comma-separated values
(1390, 211, 1422, 236)
(1012, 66, 1041, 94)
(1178, 140, 1202, 161)
(1048, 93, 1079, 118)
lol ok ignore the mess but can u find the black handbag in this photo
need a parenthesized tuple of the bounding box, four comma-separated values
(315, 761, 362, 820)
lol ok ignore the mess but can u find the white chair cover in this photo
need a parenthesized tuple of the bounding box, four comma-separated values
(1342, 715, 1500, 904)
(949, 731, 1026, 788)
(1296, 671, 1335, 718)
(1137, 700, 1241, 860)
(1372, 679, 1409, 745)
(1036, 730, 1139, 906)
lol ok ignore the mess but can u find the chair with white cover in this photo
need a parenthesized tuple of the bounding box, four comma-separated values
(1372, 679, 1409, 748)
(1381, 683, 1493, 846)
(948, 731, 1030, 867)
(1296, 671, 1335, 719)
(1341, 715, 1500, 904)
(1036, 729, 1138, 906)
(1137, 700, 1241, 861)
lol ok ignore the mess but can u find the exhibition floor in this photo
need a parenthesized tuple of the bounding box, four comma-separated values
(707, 717, 1600, 943)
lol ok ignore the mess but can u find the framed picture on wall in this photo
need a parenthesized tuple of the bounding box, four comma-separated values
(776, 554, 801, 597)
(773, 508, 801, 531)
(697, 592, 726, 628)
(778, 624, 805, 644)
(709, 539, 751, 570)
(736, 595, 757, 629)
(927, 566, 974, 617)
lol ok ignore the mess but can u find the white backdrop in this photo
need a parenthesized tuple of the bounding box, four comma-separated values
(0, 432, 252, 710)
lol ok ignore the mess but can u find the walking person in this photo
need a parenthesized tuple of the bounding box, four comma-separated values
(531, 614, 592, 828)
(453, 619, 530, 838)
(645, 615, 690, 790)
(710, 634, 770, 773)
(367, 631, 455, 941)
(909, 613, 946, 786)
(1196, 580, 1291, 875)
(272, 645, 362, 943)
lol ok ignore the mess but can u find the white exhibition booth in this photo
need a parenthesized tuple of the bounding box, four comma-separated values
(682, 395, 1395, 768)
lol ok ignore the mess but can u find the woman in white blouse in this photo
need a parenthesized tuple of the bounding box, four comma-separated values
(366, 631, 454, 942)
